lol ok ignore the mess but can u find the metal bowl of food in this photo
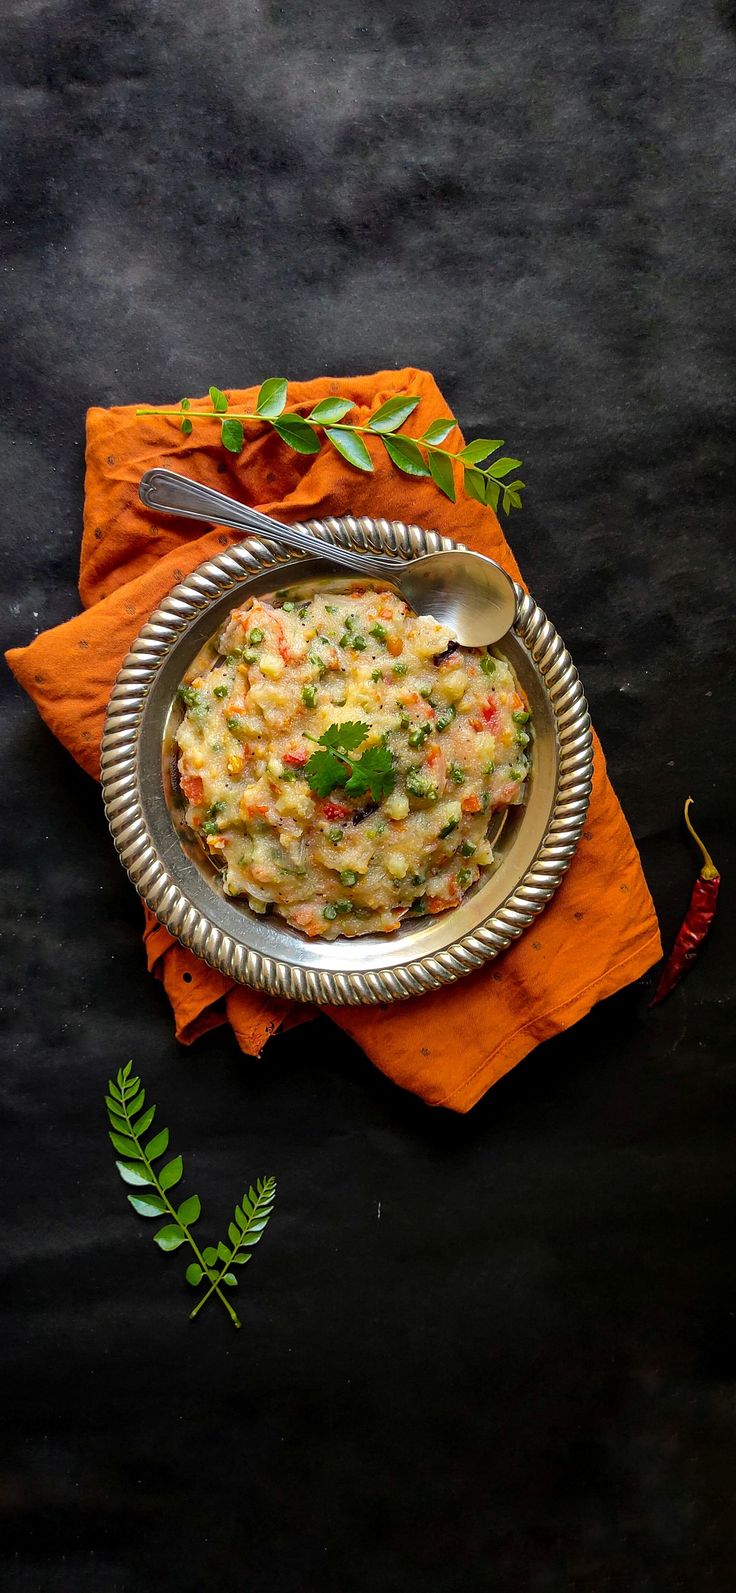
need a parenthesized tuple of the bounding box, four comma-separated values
(101, 514, 593, 1005)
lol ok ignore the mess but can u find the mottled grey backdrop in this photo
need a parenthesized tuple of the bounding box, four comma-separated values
(2, 3, 735, 1591)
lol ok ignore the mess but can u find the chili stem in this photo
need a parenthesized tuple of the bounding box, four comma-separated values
(683, 797, 719, 880)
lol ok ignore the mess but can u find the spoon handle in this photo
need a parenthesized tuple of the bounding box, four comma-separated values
(139, 469, 406, 583)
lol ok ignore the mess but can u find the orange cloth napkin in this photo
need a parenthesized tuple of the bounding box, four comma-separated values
(6, 369, 661, 1110)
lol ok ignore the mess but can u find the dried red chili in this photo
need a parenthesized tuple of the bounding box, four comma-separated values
(649, 798, 720, 1007)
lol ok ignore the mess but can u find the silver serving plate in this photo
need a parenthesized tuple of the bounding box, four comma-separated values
(101, 515, 593, 1005)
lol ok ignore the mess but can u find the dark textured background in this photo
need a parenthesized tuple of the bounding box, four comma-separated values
(2, 2, 736, 1589)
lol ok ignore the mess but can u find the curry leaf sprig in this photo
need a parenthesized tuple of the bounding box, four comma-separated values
(136, 382, 525, 515)
(106, 1064, 275, 1329)
(304, 721, 395, 802)
(188, 1178, 277, 1322)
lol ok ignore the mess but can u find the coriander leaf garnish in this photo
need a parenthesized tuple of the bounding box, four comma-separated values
(344, 742, 395, 802)
(305, 723, 395, 802)
(304, 748, 347, 798)
(106, 1063, 276, 1330)
(319, 720, 370, 751)
(137, 386, 525, 513)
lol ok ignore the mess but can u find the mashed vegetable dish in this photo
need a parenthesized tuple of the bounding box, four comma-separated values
(175, 585, 532, 939)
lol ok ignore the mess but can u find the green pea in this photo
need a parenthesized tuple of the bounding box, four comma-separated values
(242, 649, 257, 664)
(213, 684, 228, 699)
(371, 669, 383, 682)
(419, 686, 433, 700)
(327, 826, 344, 844)
(340, 870, 359, 887)
(350, 635, 367, 651)
(480, 654, 497, 676)
(406, 769, 437, 801)
(435, 706, 456, 732)
(323, 904, 338, 920)
(177, 684, 201, 710)
(408, 725, 430, 748)
(392, 662, 408, 677)
(281, 600, 295, 612)
(249, 627, 264, 644)
(512, 708, 530, 724)
(335, 900, 352, 916)
(302, 684, 318, 708)
(369, 623, 387, 642)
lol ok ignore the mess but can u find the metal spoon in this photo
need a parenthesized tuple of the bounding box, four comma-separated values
(139, 468, 518, 646)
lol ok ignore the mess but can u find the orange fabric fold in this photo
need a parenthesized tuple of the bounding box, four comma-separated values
(6, 368, 661, 1110)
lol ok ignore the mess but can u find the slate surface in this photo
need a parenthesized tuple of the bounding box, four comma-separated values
(2, 2, 736, 1589)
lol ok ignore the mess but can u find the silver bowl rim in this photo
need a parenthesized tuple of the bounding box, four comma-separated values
(100, 513, 593, 1005)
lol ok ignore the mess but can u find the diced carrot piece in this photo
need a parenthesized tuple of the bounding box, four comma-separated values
(426, 882, 462, 913)
(181, 774, 204, 805)
(288, 904, 323, 937)
(461, 793, 482, 814)
(387, 635, 403, 657)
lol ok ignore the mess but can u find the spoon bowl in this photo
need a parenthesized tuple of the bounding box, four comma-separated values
(139, 468, 519, 646)
(397, 547, 517, 647)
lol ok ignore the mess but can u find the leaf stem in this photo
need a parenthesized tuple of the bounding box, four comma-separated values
(136, 407, 451, 447)
(134, 408, 498, 479)
(304, 732, 352, 767)
(119, 1092, 241, 1329)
